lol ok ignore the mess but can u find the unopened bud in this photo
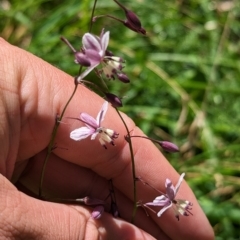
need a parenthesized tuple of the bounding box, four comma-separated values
(124, 21, 146, 35)
(74, 52, 91, 66)
(91, 205, 104, 219)
(158, 141, 179, 153)
(117, 73, 130, 83)
(113, 0, 146, 35)
(126, 10, 141, 29)
(124, 10, 146, 35)
(105, 92, 123, 108)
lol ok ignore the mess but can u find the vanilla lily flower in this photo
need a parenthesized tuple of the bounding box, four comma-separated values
(145, 173, 192, 220)
(70, 101, 119, 148)
(74, 29, 129, 83)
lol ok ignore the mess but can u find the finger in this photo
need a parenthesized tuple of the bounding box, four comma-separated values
(16, 150, 170, 239)
(0, 173, 156, 240)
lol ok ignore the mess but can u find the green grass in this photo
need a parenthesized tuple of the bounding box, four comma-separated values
(1, 0, 240, 238)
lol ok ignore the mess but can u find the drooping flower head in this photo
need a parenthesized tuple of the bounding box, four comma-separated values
(70, 101, 119, 148)
(74, 29, 129, 83)
(145, 173, 192, 220)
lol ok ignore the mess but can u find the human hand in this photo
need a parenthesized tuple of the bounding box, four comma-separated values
(0, 38, 214, 239)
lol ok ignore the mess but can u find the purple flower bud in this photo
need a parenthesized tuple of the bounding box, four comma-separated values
(74, 52, 91, 66)
(117, 73, 130, 83)
(105, 92, 123, 108)
(124, 11, 146, 35)
(113, 0, 146, 35)
(126, 10, 141, 29)
(158, 141, 179, 153)
(124, 21, 146, 35)
(91, 205, 104, 219)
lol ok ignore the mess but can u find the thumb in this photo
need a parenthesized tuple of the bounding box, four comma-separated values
(0, 174, 155, 239)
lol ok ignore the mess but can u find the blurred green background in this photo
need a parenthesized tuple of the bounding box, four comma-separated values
(1, 0, 240, 238)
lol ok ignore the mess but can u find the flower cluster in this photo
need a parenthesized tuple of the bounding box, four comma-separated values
(64, 0, 193, 224)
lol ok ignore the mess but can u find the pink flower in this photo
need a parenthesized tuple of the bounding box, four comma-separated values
(145, 173, 192, 220)
(74, 29, 128, 83)
(70, 101, 119, 148)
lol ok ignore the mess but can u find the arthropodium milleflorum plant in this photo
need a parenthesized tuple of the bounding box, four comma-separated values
(38, 0, 192, 223)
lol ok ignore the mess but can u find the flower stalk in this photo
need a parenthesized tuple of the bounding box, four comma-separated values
(38, 0, 100, 198)
(129, 135, 179, 153)
(115, 108, 137, 223)
(39, 83, 79, 198)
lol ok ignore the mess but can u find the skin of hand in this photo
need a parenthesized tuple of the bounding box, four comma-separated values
(0, 38, 214, 240)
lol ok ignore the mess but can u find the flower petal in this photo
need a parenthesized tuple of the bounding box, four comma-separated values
(165, 178, 176, 200)
(100, 31, 109, 55)
(76, 64, 99, 82)
(154, 195, 168, 202)
(96, 101, 108, 126)
(80, 112, 98, 129)
(145, 200, 169, 207)
(157, 202, 172, 217)
(145, 195, 170, 206)
(175, 173, 185, 194)
(91, 131, 99, 140)
(74, 52, 91, 66)
(85, 49, 102, 65)
(83, 33, 101, 52)
(70, 127, 94, 141)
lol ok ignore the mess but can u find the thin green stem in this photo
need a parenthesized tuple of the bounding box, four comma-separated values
(89, 0, 98, 33)
(115, 108, 137, 223)
(93, 14, 125, 24)
(39, 83, 78, 198)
